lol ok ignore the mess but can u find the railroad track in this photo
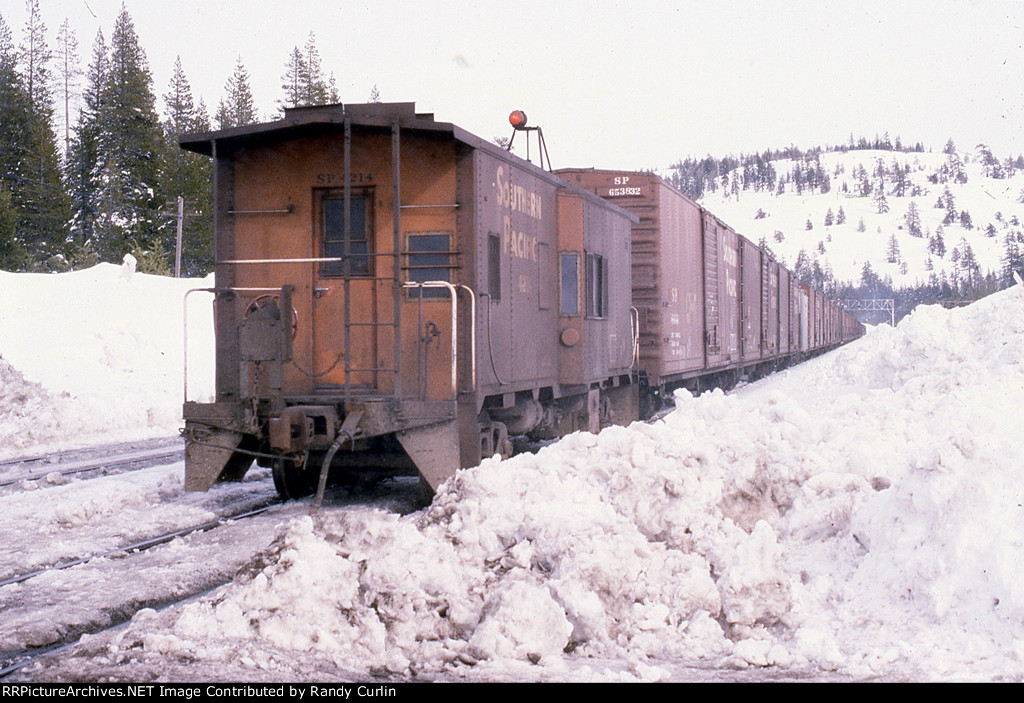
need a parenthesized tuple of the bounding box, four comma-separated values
(0, 497, 287, 679)
(0, 437, 184, 489)
(0, 502, 277, 589)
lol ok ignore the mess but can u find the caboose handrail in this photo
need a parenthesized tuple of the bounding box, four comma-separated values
(216, 257, 343, 265)
(402, 280, 478, 397)
(629, 305, 640, 371)
(459, 284, 476, 392)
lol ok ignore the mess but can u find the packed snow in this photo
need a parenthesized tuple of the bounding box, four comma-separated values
(1, 262, 1023, 682)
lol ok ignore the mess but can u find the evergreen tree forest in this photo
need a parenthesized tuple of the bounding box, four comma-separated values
(0, 5, 342, 275)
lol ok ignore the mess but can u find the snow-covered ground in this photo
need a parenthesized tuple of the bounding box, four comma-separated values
(2, 263, 1023, 681)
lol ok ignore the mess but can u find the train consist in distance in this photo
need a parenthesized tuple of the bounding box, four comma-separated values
(178, 103, 863, 501)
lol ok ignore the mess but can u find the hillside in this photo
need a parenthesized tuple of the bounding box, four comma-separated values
(687, 144, 1024, 312)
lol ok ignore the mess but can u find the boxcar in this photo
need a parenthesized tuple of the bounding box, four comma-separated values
(179, 103, 637, 498)
(557, 168, 864, 401)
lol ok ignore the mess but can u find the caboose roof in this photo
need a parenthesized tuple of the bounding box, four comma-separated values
(179, 102, 636, 221)
(179, 102, 491, 157)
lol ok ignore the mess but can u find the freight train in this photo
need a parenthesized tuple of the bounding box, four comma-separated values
(178, 103, 864, 501)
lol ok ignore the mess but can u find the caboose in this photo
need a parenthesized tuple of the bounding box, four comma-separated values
(179, 103, 637, 499)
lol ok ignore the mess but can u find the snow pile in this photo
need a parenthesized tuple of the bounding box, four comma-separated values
(0, 263, 214, 456)
(92, 283, 1024, 681)
(2, 264, 1021, 680)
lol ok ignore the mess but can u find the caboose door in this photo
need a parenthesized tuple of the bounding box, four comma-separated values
(310, 186, 380, 392)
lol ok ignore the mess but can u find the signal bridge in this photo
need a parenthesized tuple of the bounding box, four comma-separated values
(841, 298, 895, 326)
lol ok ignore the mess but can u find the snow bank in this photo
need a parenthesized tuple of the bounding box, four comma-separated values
(90, 283, 1024, 681)
(3, 264, 1022, 680)
(0, 263, 214, 456)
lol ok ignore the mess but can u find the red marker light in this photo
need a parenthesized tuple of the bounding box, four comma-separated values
(509, 110, 528, 130)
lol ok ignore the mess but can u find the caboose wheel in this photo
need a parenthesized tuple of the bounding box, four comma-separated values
(271, 456, 314, 500)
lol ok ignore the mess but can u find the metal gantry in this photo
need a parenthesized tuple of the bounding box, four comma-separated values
(842, 298, 895, 326)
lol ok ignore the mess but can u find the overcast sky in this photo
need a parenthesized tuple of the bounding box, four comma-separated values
(8, 0, 1024, 170)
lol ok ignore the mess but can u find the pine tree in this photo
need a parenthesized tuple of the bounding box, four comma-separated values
(14, 2, 71, 268)
(327, 73, 340, 103)
(904, 201, 922, 238)
(956, 238, 979, 290)
(1002, 234, 1023, 286)
(65, 30, 107, 262)
(280, 47, 304, 110)
(98, 7, 166, 269)
(886, 233, 900, 264)
(162, 57, 213, 275)
(55, 19, 81, 158)
(942, 186, 957, 225)
(929, 227, 947, 258)
(836, 206, 846, 225)
(217, 56, 258, 128)
(861, 261, 881, 291)
(20, 0, 52, 119)
(0, 14, 32, 269)
(794, 249, 811, 283)
(874, 186, 889, 214)
(278, 34, 331, 111)
(300, 32, 329, 106)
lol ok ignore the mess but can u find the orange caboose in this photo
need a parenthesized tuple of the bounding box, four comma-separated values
(179, 103, 637, 500)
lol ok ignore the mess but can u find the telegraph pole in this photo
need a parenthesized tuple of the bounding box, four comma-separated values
(163, 196, 200, 277)
(175, 196, 184, 278)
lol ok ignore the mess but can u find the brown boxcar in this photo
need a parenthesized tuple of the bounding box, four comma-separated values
(778, 265, 794, 356)
(558, 168, 864, 398)
(179, 103, 636, 498)
(556, 170, 706, 389)
(738, 236, 762, 363)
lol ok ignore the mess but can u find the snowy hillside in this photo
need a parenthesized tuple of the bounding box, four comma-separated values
(698, 147, 1024, 290)
(2, 265, 1024, 681)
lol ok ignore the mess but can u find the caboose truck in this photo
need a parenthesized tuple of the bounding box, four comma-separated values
(179, 103, 638, 499)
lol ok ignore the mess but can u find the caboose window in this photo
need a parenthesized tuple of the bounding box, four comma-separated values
(560, 253, 579, 315)
(488, 233, 501, 300)
(320, 190, 371, 276)
(406, 232, 453, 299)
(585, 252, 607, 318)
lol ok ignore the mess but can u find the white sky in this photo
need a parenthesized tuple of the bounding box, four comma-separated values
(8, 0, 1024, 170)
